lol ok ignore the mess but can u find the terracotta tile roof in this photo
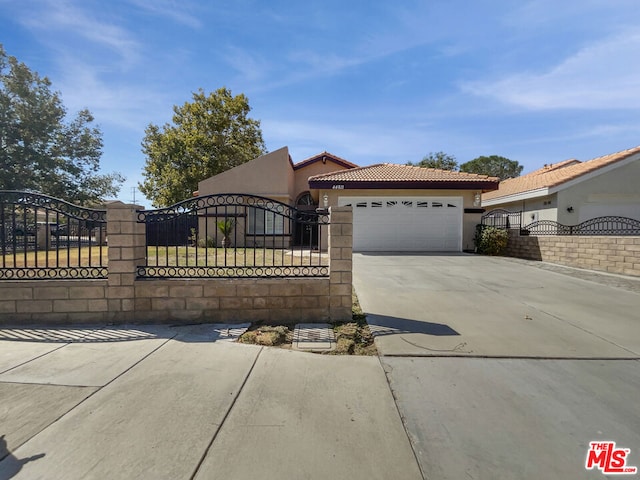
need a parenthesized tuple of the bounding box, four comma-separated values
(309, 163, 499, 190)
(526, 158, 581, 175)
(293, 151, 359, 170)
(483, 145, 640, 202)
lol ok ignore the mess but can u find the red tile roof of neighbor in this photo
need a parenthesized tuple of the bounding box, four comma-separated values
(483, 145, 640, 202)
(308, 163, 500, 190)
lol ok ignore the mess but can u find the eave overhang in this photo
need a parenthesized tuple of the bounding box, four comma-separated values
(308, 179, 500, 191)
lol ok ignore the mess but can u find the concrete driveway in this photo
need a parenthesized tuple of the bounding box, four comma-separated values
(353, 253, 640, 358)
(354, 253, 640, 479)
(0, 324, 421, 480)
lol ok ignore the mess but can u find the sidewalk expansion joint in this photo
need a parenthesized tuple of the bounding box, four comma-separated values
(0, 334, 177, 459)
(189, 346, 264, 480)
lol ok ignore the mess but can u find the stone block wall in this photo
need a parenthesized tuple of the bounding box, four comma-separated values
(132, 278, 331, 323)
(0, 203, 354, 325)
(505, 234, 640, 277)
(0, 280, 108, 324)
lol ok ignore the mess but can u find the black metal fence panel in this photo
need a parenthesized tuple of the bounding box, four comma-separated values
(481, 209, 522, 230)
(137, 194, 330, 278)
(482, 209, 640, 236)
(0, 191, 107, 280)
(522, 216, 640, 236)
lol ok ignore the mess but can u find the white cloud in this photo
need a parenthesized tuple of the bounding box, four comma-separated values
(221, 3, 445, 93)
(222, 46, 273, 83)
(52, 54, 172, 132)
(19, 0, 140, 65)
(503, 0, 638, 31)
(127, 0, 202, 29)
(463, 30, 640, 110)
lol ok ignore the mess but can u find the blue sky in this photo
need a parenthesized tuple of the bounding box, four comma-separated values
(2, 0, 640, 206)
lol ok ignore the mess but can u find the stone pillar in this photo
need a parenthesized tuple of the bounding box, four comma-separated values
(106, 201, 145, 323)
(328, 206, 353, 321)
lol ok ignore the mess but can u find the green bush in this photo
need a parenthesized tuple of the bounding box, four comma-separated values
(474, 225, 509, 255)
(197, 236, 216, 248)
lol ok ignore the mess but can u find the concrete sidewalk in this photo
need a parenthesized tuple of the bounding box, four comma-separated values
(0, 324, 422, 480)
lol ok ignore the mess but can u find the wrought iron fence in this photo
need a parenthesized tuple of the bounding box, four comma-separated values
(0, 190, 107, 280)
(482, 209, 640, 236)
(521, 216, 640, 236)
(137, 194, 329, 278)
(481, 209, 522, 230)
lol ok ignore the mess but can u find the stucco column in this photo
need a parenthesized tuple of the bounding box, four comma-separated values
(106, 201, 146, 322)
(328, 206, 353, 321)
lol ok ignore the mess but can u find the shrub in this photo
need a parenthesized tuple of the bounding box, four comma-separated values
(474, 225, 508, 255)
(217, 218, 235, 237)
(197, 236, 216, 248)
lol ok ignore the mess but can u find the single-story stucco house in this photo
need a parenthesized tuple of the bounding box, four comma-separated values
(482, 145, 640, 225)
(196, 147, 499, 252)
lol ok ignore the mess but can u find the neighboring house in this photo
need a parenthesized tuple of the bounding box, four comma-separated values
(197, 146, 499, 252)
(482, 146, 640, 225)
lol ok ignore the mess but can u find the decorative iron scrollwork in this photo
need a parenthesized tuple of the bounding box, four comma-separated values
(137, 193, 330, 225)
(136, 265, 329, 279)
(0, 190, 106, 222)
(0, 267, 107, 280)
(522, 216, 640, 236)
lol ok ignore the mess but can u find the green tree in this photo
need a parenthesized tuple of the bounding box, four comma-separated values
(408, 151, 458, 170)
(139, 87, 267, 207)
(0, 45, 124, 204)
(460, 155, 523, 180)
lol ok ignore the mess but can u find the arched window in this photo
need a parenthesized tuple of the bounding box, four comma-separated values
(296, 192, 316, 208)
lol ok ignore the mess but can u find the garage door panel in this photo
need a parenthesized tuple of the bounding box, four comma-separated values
(339, 196, 462, 252)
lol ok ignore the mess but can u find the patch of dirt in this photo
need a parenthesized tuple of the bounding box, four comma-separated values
(236, 291, 377, 356)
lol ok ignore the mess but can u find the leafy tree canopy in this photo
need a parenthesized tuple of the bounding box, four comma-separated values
(408, 151, 459, 171)
(0, 45, 124, 204)
(460, 155, 523, 180)
(139, 87, 267, 207)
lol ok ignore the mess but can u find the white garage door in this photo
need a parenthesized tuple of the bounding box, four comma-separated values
(338, 196, 463, 252)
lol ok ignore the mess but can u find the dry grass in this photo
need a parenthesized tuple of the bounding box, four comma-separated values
(325, 292, 377, 355)
(2, 246, 327, 269)
(1, 247, 107, 268)
(146, 246, 328, 267)
(237, 291, 377, 356)
(238, 325, 293, 347)
(328, 323, 377, 355)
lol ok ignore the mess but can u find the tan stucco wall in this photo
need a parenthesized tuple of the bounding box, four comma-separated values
(557, 160, 640, 224)
(197, 147, 294, 203)
(197, 195, 292, 248)
(294, 160, 353, 204)
(489, 195, 558, 226)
